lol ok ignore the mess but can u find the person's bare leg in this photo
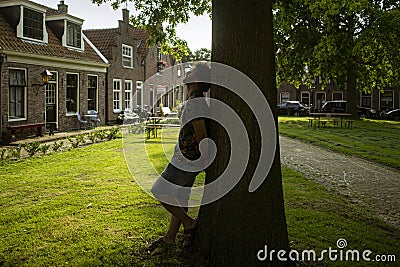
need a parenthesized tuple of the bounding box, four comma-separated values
(163, 215, 181, 244)
(160, 203, 196, 231)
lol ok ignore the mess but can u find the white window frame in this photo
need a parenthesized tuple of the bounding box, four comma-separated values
(315, 92, 326, 109)
(360, 91, 372, 108)
(122, 44, 133, 68)
(124, 80, 133, 111)
(113, 79, 122, 113)
(301, 92, 310, 106)
(136, 81, 143, 108)
(66, 72, 80, 116)
(280, 92, 290, 103)
(87, 75, 99, 112)
(149, 84, 155, 110)
(8, 68, 27, 122)
(332, 92, 343, 101)
(65, 20, 83, 50)
(379, 90, 394, 111)
(16, 5, 48, 43)
(45, 71, 59, 126)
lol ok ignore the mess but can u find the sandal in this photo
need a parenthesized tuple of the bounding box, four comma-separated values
(183, 226, 197, 248)
(146, 237, 172, 253)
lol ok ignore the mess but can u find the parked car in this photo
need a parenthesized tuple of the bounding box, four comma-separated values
(385, 109, 400, 121)
(321, 100, 347, 113)
(357, 106, 377, 119)
(277, 101, 309, 116)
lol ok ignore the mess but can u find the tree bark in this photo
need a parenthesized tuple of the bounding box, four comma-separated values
(192, 0, 291, 266)
(346, 64, 358, 118)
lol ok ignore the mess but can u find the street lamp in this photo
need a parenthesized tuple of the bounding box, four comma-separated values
(40, 69, 53, 85)
(32, 69, 53, 87)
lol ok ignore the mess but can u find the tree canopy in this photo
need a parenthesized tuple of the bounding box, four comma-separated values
(274, 0, 400, 93)
(182, 48, 212, 62)
(91, 0, 211, 60)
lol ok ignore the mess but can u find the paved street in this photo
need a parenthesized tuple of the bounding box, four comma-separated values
(280, 135, 400, 228)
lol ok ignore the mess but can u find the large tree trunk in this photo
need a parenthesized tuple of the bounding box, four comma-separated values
(192, 0, 290, 266)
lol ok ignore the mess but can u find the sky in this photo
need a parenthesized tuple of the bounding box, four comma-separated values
(35, 0, 212, 51)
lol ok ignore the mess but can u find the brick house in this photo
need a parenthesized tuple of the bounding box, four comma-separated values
(0, 0, 108, 141)
(84, 9, 175, 123)
(85, 9, 187, 123)
(277, 81, 400, 112)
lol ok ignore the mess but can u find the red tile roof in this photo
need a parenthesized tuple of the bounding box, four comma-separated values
(83, 28, 118, 59)
(133, 27, 149, 61)
(0, 13, 105, 64)
(84, 27, 150, 62)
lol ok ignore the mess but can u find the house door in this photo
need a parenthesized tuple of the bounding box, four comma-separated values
(45, 82, 57, 131)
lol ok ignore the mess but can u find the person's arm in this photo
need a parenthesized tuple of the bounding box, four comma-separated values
(192, 119, 207, 143)
(192, 119, 209, 165)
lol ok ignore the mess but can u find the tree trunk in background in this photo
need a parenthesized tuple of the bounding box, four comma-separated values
(192, 0, 291, 266)
(346, 64, 358, 118)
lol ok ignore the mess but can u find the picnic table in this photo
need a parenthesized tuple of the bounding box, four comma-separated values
(308, 113, 353, 128)
(145, 117, 181, 138)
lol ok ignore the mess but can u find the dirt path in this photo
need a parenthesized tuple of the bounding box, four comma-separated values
(279, 135, 400, 228)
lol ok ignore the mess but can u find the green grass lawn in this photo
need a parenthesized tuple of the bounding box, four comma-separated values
(0, 129, 398, 266)
(278, 117, 400, 169)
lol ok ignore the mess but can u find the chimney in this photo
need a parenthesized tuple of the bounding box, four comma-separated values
(122, 9, 129, 23)
(58, 1, 68, 14)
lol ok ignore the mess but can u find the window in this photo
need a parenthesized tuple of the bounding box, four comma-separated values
(23, 7, 43, 40)
(315, 92, 326, 109)
(177, 65, 182, 77)
(136, 81, 143, 107)
(88, 75, 98, 111)
(380, 90, 394, 111)
(149, 84, 154, 110)
(360, 92, 372, 108)
(157, 46, 162, 61)
(113, 79, 122, 112)
(66, 73, 78, 113)
(122, 45, 133, 68)
(66, 21, 82, 49)
(280, 92, 290, 103)
(332, 92, 343, 101)
(46, 72, 57, 105)
(125, 80, 133, 110)
(8, 69, 26, 120)
(301, 92, 310, 106)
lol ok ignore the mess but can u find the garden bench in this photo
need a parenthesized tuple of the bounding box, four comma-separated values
(7, 122, 45, 139)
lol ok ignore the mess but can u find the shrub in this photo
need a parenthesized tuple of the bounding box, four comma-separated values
(76, 134, 86, 145)
(88, 132, 97, 143)
(106, 127, 120, 140)
(1, 149, 9, 161)
(52, 141, 64, 153)
(95, 130, 107, 141)
(67, 136, 80, 148)
(25, 142, 41, 157)
(40, 144, 50, 155)
(10, 144, 24, 159)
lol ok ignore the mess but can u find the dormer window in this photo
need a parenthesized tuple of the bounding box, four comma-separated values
(66, 21, 82, 49)
(9, 3, 49, 43)
(23, 7, 43, 40)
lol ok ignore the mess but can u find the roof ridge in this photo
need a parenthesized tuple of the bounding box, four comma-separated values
(83, 28, 118, 32)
